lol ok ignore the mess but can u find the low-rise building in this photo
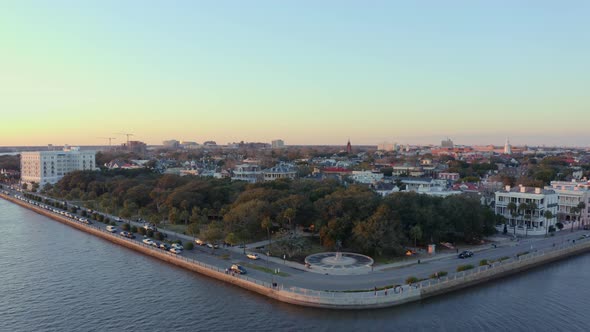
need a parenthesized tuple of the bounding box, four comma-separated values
(262, 164, 297, 181)
(545, 180, 590, 230)
(351, 171, 383, 184)
(232, 164, 263, 183)
(494, 186, 558, 236)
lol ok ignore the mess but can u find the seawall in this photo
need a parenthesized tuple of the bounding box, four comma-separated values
(3, 192, 590, 310)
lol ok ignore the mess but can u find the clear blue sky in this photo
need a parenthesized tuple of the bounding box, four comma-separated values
(1, 1, 589, 146)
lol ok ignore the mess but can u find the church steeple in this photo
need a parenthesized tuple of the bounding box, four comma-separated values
(504, 137, 512, 155)
(346, 139, 352, 154)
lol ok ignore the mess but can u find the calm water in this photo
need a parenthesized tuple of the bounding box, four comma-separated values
(1, 198, 590, 332)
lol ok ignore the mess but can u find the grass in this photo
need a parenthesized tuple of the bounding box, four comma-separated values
(157, 224, 188, 234)
(242, 263, 290, 277)
(457, 264, 474, 272)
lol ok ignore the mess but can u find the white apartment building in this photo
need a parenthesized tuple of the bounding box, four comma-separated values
(21, 147, 96, 186)
(545, 180, 590, 230)
(495, 185, 558, 236)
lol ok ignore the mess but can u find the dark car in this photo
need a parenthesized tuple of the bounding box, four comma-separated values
(230, 264, 247, 274)
(458, 250, 474, 259)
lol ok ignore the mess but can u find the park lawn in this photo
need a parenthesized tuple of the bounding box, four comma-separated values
(242, 263, 290, 277)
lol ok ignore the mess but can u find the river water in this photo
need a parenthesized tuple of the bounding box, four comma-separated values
(1, 199, 590, 332)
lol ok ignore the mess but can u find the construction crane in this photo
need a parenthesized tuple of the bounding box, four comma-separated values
(115, 132, 134, 146)
(97, 137, 117, 146)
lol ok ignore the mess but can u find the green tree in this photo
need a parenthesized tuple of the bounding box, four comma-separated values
(409, 225, 423, 248)
(543, 210, 554, 236)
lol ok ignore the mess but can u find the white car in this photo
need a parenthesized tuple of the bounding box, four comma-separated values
(246, 253, 259, 260)
(195, 238, 205, 246)
(106, 225, 117, 233)
(170, 248, 182, 254)
(142, 238, 154, 245)
(171, 243, 184, 250)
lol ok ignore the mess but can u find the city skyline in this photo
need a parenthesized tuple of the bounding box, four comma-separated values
(2, 1, 589, 147)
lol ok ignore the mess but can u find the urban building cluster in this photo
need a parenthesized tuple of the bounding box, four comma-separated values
(6, 136, 590, 238)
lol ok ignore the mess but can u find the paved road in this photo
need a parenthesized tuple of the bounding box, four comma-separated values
(4, 186, 589, 292)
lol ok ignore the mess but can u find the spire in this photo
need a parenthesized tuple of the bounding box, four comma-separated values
(504, 137, 512, 155)
(346, 138, 352, 154)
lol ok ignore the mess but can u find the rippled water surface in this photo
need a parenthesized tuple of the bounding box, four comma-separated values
(1, 199, 590, 332)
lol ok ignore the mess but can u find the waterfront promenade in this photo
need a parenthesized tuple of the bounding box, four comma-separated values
(3, 189, 590, 309)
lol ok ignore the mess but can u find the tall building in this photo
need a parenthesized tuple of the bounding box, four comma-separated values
(346, 139, 352, 154)
(441, 138, 454, 148)
(163, 139, 180, 148)
(504, 138, 512, 155)
(21, 147, 96, 186)
(271, 139, 285, 149)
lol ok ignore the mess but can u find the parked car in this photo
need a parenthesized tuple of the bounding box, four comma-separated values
(230, 264, 247, 274)
(106, 225, 117, 233)
(159, 243, 171, 250)
(206, 243, 219, 249)
(195, 238, 205, 246)
(246, 253, 259, 260)
(142, 238, 154, 245)
(120, 231, 135, 239)
(170, 248, 182, 254)
(171, 243, 184, 250)
(458, 250, 474, 259)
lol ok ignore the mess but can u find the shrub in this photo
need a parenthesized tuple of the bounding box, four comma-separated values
(457, 264, 474, 272)
(104, 217, 111, 224)
(479, 259, 489, 266)
(137, 227, 146, 236)
(130, 225, 138, 233)
(548, 225, 556, 233)
(405, 276, 419, 284)
(154, 232, 164, 241)
(429, 271, 448, 279)
(499, 256, 510, 261)
(516, 251, 529, 257)
(121, 223, 130, 231)
(146, 230, 154, 238)
(81, 210, 87, 217)
(184, 242, 194, 250)
(556, 222, 564, 230)
(110, 221, 117, 226)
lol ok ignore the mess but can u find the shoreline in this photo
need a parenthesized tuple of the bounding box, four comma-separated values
(3, 192, 590, 310)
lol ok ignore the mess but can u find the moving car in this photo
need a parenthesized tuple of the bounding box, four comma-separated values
(206, 243, 219, 249)
(195, 238, 205, 246)
(246, 253, 259, 260)
(458, 250, 474, 259)
(230, 264, 247, 274)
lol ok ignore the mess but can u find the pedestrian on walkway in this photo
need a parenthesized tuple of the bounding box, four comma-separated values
(374, 286, 377, 295)
(384, 288, 388, 296)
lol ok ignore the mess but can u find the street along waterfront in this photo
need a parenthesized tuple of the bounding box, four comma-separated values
(3, 192, 590, 311)
(2, 198, 590, 331)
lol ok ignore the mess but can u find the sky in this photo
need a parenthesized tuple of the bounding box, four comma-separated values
(1, 1, 589, 147)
